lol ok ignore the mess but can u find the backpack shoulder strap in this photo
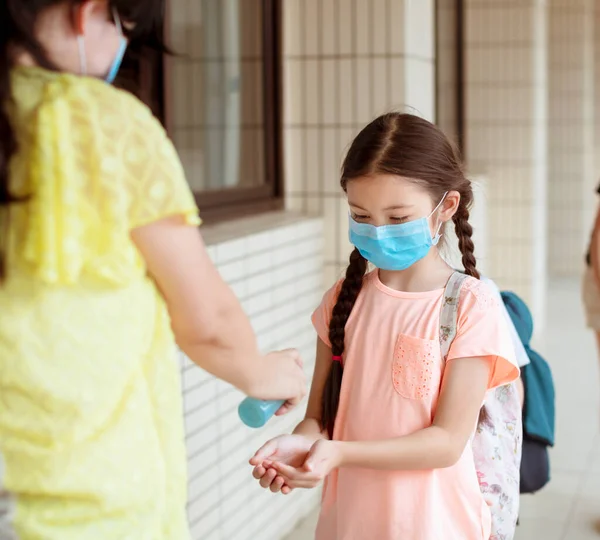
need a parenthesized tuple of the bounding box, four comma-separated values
(439, 271, 470, 361)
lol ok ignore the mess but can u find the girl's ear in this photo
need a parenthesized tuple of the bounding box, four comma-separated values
(439, 190, 461, 223)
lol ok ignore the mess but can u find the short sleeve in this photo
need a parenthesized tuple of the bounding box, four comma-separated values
(504, 306, 530, 368)
(481, 277, 530, 368)
(123, 104, 200, 229)
(13, 73, 199, 285)
(447, 278, 520, 390)
(311, 280, 344, 347)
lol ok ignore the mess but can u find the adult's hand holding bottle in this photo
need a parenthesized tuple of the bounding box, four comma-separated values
(240, 349, 306, 428)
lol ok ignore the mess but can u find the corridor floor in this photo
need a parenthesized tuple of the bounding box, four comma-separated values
(285, 279, 600, 540)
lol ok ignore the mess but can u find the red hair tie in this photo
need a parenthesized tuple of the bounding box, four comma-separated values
(332, 356, 343, 363)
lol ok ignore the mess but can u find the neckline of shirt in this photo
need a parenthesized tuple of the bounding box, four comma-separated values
(370, 270, 446, 299)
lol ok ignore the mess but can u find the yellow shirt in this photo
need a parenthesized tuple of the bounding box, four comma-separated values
(0, 68, 199, 539)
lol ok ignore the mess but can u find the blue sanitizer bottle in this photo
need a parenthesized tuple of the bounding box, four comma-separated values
(238, 398, 284, 428)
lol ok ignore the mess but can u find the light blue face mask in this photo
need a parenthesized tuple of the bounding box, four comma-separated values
(78, 8, 128, 85)
(105, 37, 128, 84)
(348, 193, 447, 271)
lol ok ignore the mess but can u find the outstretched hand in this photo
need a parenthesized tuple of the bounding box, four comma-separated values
(249, 435, 312, 494)
(268, 440, 342, 491)
(250, 438, 342, 494)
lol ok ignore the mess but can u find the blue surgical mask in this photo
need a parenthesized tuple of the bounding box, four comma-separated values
(105, 37, 128, 84)
(104, 8, 127, 84)
(77, 8, 128, 85)
(349, 193, 447, 271)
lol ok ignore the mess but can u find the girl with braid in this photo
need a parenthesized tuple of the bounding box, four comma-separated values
(250, 113, 520, 540)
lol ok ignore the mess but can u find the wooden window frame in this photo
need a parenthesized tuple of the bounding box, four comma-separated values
(142, 0, 284, 223)
(434, 0, 465, 157)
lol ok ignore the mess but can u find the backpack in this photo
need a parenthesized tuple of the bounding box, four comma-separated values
(440, 273, 522, 540)
(500, 291, 555, 494)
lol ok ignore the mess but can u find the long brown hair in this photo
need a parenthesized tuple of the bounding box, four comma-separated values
(320, 112, 479, 438)
(0, 0, 166, 280)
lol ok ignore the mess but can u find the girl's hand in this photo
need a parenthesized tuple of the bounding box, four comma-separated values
(249, 435, 313, 493)
(269, 439, 343, 491)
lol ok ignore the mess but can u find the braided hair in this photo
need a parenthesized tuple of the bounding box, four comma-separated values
(321, 248, 367, 438)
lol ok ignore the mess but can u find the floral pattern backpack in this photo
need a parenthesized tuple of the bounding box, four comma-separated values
(439, 272, 522, 540)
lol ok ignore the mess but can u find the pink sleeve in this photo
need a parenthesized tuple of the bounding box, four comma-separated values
(447, 279, 520, 390)
(311, 280, 343, 347)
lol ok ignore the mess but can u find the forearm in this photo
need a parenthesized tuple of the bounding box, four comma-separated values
(176, 301, 288, 398)
(594, 237, 600, 287)
(178, 338, 264, 396)
(338, 426, 462, 471)
(293, 417, 328, 444)
(591, 209, 600, 286)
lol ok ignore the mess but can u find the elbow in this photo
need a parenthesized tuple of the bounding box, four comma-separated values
(431, 429, 465, 469)
(437, 445, 463, 469)
(173, 305, 238, 356)
(428, 447, 461, 469)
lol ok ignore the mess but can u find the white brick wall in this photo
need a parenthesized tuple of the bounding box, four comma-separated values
(181, 217, 324, 540)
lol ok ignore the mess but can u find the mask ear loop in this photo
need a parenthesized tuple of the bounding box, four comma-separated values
(430, 192, 448, 246)
(104, 7, 127, 84)
(76, 6, 87, 76)
(112, 7, 123, 37)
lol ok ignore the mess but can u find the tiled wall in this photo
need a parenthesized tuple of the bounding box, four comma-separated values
(547, 0, 595, 277)
(183, 217, 324, 540)
(464, 0, 548, 322)
(283, 0, 436, 284)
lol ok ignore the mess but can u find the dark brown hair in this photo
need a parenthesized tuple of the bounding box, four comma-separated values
(0, 0, 166, 279)
(320, 112, 480, 438)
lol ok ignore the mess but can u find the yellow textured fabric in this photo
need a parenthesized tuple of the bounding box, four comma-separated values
(0, 68, 199, 539)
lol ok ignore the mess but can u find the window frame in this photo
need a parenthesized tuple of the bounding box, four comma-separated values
(156, 0, 284, 223)
(434, 0, 465, 157)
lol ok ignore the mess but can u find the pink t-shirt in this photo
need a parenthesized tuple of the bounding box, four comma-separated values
(311, 271, 519, 540)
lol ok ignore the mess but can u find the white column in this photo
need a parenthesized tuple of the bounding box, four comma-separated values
(548, 0, 596, 276)
(404, 0, 436, 122)
(464, 0, 548, 325)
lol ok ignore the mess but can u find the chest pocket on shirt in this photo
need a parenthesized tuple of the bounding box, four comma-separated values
(392, 334, 442, 400)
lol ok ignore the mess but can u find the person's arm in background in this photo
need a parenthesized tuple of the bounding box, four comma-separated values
(591, 202, 600, 288)
(132, 217, 306, 405)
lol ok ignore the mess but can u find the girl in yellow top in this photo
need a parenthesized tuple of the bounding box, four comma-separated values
(0, 1, 306, 538)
